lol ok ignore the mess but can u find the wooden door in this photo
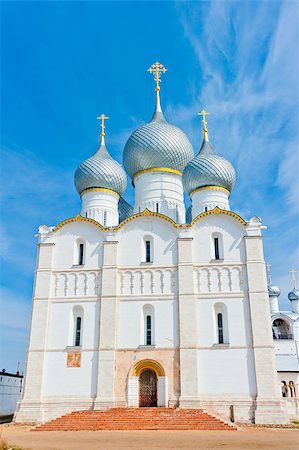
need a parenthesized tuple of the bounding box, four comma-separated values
(139, 369, 157, 407)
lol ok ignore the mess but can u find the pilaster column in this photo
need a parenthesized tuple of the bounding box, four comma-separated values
(177, 236, 200, 407)
(94, 240, 118, 409)
(245, 216, 288, 423)
(15, 231, 55, 423)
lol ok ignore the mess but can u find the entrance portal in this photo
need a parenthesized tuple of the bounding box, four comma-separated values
(139, 369, 157, 407)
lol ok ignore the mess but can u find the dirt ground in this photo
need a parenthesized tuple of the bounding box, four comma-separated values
(1, 425, 298, 450)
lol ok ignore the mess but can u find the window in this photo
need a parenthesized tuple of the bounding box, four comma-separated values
(214, 302, 229, 344)
(142, 305, 154, 346)
(145, 240, 151, 262)
(217, 313, 224, 344)
(156, 202, 159, 213)
(103, 210, 107, 226)
(212, 233, 223, 260)
(214, 238, 220, 260)
(205, 206, 208, 212)
(74, 240, 85, 266)
(75, 317, 82, 346)
(146, 315, 152, 345)
(79, 244, 84, 265)
(175, 205, 178, 223)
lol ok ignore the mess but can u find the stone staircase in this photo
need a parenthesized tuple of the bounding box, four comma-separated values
(34, 408, 237, 431)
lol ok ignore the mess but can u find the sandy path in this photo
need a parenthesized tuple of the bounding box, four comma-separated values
(1, 426, 298, 450)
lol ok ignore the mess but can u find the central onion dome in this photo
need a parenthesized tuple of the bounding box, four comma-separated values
(75, 117, 127, 196)
(123, 62, 194, 179)
(182, 112, 236, 196)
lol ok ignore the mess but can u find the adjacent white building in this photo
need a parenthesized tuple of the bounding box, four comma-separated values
(0, 370, 23, 417)
(268, 269, 299, 419)
(15, 63, 295, 425)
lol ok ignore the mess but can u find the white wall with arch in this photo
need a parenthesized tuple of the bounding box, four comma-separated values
(118, 299, 177, 348)
(117, 217, 178, 266)
(192, 215, 246, 263)
(53, 222, 104, 269)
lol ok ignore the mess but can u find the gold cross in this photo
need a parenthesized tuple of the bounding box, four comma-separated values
(290, 268, 297, 289)
(97, 114, 109, 138)
(148, 61, 167, 92)
(198, 109, 210, 140)
(267, 262, 271, 283)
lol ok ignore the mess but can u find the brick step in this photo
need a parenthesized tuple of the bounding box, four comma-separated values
(34, 408, 237, 431)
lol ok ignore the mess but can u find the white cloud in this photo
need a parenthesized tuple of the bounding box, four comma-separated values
(174, 0, 299, 304)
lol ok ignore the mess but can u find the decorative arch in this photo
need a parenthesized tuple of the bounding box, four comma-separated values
(130, 359, 166, 377)
(53, 207, 247, 233)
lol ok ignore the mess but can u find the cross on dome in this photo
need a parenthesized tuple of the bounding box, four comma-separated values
(290, 268, 297, 289)
(97, 114, 109, 145)
(267, 262, 272, 283)
(147, 61, 167, 92)
(198, 109, 210, 141)
(148, 62, 167, 114)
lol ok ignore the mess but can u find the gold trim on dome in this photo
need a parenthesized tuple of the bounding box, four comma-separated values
(80, 187, 120, 198)
(53, 207, 246, 233)
(131, 359, 166, 377)
(133, 167, 182, 180)
(190, 185, 230, 197)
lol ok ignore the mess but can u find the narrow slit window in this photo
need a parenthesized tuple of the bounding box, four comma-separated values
(205, 206, 208, 212)
(145, 240, 151, 262)
(75, 317, 82, 346)
(103, 210, 107, 226)
(175, 205, 178, 222)
(217, 313, 224, 344)
(214, 237, 220, 260)
(156, 202, 159, 213)
(146, 315, 152, 345)
(79, 243, 84, 265)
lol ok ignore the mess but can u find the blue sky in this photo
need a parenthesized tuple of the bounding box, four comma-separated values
(1, 1, 298, 373)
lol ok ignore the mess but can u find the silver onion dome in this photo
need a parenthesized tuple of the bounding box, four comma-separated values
(74, 142, 127, 196)
(123, 110, 194, 179)
(182, 139, 236, 196)
(118, 197, 134, 223)
(288, 288, 299, 301)
(268, 283, 281, 297)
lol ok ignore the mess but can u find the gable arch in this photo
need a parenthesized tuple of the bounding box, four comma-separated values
(130, 358, 166, 377)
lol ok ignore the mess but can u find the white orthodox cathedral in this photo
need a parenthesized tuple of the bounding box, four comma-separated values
(15, 63, 298, 425)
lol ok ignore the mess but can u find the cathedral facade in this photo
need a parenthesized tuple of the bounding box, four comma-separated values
(15, 63, 290, 424)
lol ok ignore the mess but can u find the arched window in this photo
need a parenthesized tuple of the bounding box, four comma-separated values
(289, 381, 296, 398)
(146, 315, 152, 345)
(71, 306, 84, 347)
(142, 305, 154, 346)
(272, 319, 292, 340)
(214, 303, 229, 344)
(281, 381, 288, 397)
(74, 239, 85, 266)
(75, 317, 82, 346)
(143, 236, 153, 263)
(217, 313, 224, 344)
(212, 233, 224, 260)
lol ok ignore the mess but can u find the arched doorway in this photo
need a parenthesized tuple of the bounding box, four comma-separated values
(139, 368, 157, 407)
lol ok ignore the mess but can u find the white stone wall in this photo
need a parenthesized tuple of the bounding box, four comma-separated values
(15, 211, 288, 424)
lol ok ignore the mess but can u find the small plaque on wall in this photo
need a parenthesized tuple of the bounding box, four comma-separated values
(67, 351, 81, 368)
